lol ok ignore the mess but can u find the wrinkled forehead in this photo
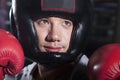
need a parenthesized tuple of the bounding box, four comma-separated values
(41, 0, 75, 13)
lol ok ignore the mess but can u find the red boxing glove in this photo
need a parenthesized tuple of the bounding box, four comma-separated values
(87, 44, 120, 80)
(0, 68, 3, 80)
(0, 29, 24, 79)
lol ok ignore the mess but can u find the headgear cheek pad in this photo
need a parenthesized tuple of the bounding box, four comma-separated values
(10, 0, 93, 67)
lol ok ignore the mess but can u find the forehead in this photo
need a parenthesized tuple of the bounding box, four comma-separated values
(41, 0, 76, 13)
(32, 15, 75, 24)
(38, 17, 73, 22)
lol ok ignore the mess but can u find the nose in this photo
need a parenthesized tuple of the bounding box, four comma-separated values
(46, 24, 61, 42)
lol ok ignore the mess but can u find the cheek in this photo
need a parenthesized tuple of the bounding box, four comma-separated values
(62, 31, 72, 52)
(37, 31, 47, 43)
(63, 30, 72, 45)
(36, 31, 47, 52)
(35, 25, 48, 42)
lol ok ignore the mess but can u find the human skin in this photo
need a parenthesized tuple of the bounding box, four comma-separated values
(34, 17, 73, 53)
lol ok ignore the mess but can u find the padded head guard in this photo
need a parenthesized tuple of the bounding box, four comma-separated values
(10, 0, 93, 67)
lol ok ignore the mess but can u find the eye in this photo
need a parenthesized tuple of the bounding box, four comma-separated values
(36, 18, 50, 25)
(62, 20, 73, 27)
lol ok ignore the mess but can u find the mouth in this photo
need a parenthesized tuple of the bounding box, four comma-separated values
(44, 46, 62, 52)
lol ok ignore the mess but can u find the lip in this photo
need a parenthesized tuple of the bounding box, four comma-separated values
(44, 46, 62, 52)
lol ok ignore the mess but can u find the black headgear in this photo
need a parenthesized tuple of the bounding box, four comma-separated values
(10, 0, 93, 67)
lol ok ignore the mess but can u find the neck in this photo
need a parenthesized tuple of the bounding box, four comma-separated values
(33, 63, 75, 80)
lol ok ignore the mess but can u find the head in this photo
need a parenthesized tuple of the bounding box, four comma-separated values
(10, 0, 93, 67)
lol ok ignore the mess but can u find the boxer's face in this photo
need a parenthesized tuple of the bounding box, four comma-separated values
(34, 17, 73, 52)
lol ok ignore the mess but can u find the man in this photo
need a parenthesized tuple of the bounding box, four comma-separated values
(5, 0, 93, 79)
